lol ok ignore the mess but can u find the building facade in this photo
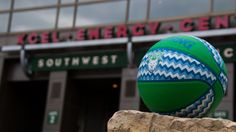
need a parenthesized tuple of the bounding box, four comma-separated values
(0, 0, 236, 132)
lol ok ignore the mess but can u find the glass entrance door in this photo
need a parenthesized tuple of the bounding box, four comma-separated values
(0, 80, 48, 132)
(63, 78, 120, 132)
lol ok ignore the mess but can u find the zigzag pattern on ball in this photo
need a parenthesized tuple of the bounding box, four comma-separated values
(190, 36, 224, 68)
(219, 72, 228, 94)
(138, 49, 216, 85)
(162, 89, 214, 118)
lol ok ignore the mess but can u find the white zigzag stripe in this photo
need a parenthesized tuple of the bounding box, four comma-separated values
(159, 61, 216, 81)
(137, 70, 152, 78)
(175, 104, 193, 116)
(198, 101, 213, 117)
(153, 69, 187, 79)
(139, 61, 147, 67)
(174, 89, 214, 117)
(197, 95, 214, 117)
(140, 54, 150, 64)
(163, 53, 201, 65)
(138, 69, 184, 80)
(220, 72, 227, 81)
(219, 72, 228, 93)
(189, 90, 213, 117)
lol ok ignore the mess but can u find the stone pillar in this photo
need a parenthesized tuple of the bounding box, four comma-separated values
(42, 71, 67, 132)
(212, 63, 234, 120)
(119, 68, 140, 110)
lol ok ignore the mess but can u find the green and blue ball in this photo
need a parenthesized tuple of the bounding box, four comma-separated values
(137, 35, 228, 117)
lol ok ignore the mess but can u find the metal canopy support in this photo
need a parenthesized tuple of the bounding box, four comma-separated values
(20, 44, 33, 77)
(127, 37, 133, 67)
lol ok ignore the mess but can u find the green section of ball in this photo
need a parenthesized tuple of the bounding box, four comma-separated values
(222, 62, 228, 75)
(138, 81, 210, 112)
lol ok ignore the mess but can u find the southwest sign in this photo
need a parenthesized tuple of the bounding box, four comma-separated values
(18, 14, 236, 45)
(29, 44, 236, 72)
(29, 51, 127, 71)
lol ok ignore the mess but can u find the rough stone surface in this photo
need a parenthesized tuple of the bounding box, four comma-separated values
(107, 110, 236, 132)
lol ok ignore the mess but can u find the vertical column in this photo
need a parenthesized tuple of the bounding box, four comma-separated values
(0, 55, 4, 130)
(211, 63, 234, 120)
(0, 55, 4, 88)
(42, 71, 67, 132)
(119, 68, 140, 110)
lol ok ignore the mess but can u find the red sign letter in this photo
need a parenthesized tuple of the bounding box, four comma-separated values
(215, 15, 229, 29)
(149, 22, 160, 35)
(103, 26, 113, 39)
(179, 19, 194, 32)
(131, 23, 145, 36)
(88, 28, 100, 40)
(52, 31, 59, 43)
(116, 25, 127, 38)
(198, 17, 210, 31)
(28, 32, 38, 44)
(41, 32, 49, 43)
(17, 34, 25, 45)
(76, 28, 86, 41)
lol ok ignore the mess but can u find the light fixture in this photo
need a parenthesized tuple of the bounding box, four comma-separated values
(112, 84, 118, 89)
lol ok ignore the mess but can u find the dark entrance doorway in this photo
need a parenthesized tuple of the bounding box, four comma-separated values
(62, 78, 120, 132)
(0, 80, 48, 132)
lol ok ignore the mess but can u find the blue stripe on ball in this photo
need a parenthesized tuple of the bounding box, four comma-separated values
(138, 48, 217, 86)
(219, 72, 228, 94)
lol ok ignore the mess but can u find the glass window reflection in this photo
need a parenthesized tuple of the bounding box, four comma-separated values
(11, 9, 56, 32)
(76, 1, 126, 27)
(150, 0, 210, 20)
(0, 13, 9, 32)
(58, 7, 74, 28)
(14, 0, 57, 9)
(213, 0, 236, 13)
(0, 0, 11, 11)
(78, 0, 105, 3)
(128, 0, 147, 22)
(61, 0, 75, 4)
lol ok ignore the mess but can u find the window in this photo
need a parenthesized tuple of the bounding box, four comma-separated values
(0, 13, 9, 32)
(150, 0, 210, 20)
(11, 9, 57, 32)
(128, 0, 147, 22)
(58, 7, 74, 28)
(213, 0, 236, 13)
(61, 0, 75, 4)
(14, 0, 58, 9)
(78, 0, 106, 3)
(76, 1, 127, 27)
(0, 0, 11, 11)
